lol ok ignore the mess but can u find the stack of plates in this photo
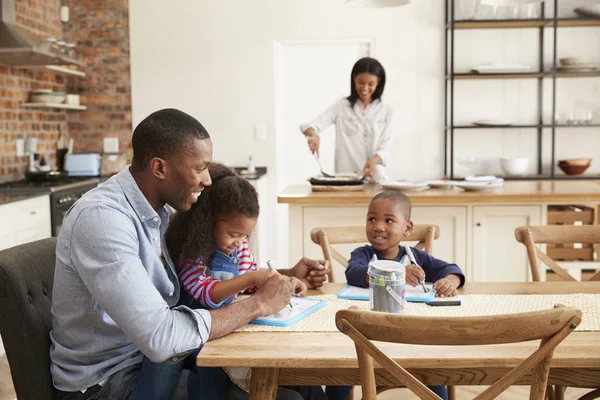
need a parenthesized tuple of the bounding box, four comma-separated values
(471, 64, 532, 74)
(456, 176, 504, 192)
(557, 57, 599, 72)
(379, 181, 430, 192)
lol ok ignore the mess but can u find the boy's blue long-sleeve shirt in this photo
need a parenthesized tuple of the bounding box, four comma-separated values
(345, 245, 466, 288)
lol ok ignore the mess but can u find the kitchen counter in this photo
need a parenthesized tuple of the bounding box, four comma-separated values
(279, 180, 600, 283)
(0, 192, 50, 206)
(278, 180, 600, 205)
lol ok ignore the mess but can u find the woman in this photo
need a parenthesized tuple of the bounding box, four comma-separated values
(300, 57, 394, 180)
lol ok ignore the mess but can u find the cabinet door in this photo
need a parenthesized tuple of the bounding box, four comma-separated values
(302, 206, 467, 282)
(472, 205, 542, 282)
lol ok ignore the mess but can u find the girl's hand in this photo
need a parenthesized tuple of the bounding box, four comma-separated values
(433, 275, 461, 297)
(289, 277, 308, 297)
(250, 270, 276, 288)
(304, 129, 320, 155)
(405, 264, 425, 287)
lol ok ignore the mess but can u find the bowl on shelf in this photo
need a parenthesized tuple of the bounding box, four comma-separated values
(31, 91, 65, 104)
(557, 158, 592, 175)
(559, 57, 588, 66)
(500, 157, 529, 176)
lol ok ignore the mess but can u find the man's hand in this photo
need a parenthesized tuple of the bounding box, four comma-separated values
(362, 155, 382, 178)
(249, 270, 275, 288)
(433, 275, 461, 298)
(253, 274, 293, 316)
(405, 264, 425, 287)
(285, 257, 330, 289)
(289, 277, 308, 297)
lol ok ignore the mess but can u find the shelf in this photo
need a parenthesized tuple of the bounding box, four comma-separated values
(451, 72, 600, 80)
(451, 19, 600, 30)
(22, 103, 86, 110)
(20, 65, 85, 77)
(449, 124, 600, 130)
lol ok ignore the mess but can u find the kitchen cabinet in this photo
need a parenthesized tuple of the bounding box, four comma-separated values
(0, 195, 51, 251)
(471, 205, 543, 282)
(299, 205, 467, 282)
(0, 194, 51, 356)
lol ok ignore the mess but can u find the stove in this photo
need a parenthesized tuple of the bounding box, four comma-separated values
(0, 177, 99, 236)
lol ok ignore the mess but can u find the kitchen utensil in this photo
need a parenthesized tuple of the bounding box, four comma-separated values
(425, 180, 457, 189)
(313, 153, 333, 178)
(500, 157, 529, 176)
(309, 175, 364, 186)
(25, 170, 63, 182)
(558, 159, 592, 176)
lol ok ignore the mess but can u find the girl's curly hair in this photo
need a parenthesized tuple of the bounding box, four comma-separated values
(166, 163, 259, 266)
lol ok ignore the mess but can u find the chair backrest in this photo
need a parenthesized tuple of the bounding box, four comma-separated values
(0, 237, 57, 399)
(336, 306, 581, 400)
(310, 224, 440, 282)
(514, 225, 600, 282)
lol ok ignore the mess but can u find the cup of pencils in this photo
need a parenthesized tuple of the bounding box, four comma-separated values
(367, 258, 406, 314)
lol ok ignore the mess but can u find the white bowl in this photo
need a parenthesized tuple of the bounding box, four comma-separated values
(500, 157, 529, 176)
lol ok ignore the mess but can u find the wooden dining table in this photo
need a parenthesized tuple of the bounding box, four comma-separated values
(196, 282, 600, 399)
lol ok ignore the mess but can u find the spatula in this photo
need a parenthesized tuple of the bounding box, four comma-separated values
(313, 153, 334, 178)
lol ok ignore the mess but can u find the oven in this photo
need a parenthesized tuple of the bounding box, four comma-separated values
(50, 182, 98, 236)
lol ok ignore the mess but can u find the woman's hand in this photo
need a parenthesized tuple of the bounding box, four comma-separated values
(289, 277, 308, 297)
(304, 128, 320, 155)
(362, 155, 382, 178)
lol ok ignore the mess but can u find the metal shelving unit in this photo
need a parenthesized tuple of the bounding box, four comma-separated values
(444, 0, 600, 180)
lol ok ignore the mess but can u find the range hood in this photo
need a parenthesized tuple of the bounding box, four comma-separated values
(0, 0, 79, 66)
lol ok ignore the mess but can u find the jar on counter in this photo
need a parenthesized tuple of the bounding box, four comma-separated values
(56, 41, 67, 55)
(65, 43, 77, 58)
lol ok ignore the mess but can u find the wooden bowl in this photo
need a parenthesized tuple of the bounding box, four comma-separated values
(558, 160, 591, 175)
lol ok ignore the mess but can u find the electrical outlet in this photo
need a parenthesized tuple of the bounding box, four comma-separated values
(16, 139, 25, 157)
(254, 124, 267, 141)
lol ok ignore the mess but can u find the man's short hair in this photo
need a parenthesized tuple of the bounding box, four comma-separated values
(371, 189, 412, 220)
(131, 108, 210, 169)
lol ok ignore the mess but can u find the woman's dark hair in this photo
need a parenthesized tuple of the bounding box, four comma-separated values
(166, 163, 259, 265)
(347, 57, 386, 107)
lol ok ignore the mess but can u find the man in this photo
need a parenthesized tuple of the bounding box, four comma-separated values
(50, 108, 329, 399)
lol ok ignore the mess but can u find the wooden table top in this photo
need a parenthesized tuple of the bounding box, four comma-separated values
(197, 282, 600, 370)
(278, 181, 600, 205)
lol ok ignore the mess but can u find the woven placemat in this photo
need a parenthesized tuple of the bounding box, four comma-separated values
(236, 294, 600, 332)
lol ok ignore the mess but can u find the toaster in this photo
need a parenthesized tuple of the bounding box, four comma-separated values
(64, 153, 101, 176)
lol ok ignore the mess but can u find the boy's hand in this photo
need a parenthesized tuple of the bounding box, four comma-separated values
(433, 275, 461, 297)
(288, 257, 330, 289)
(250, 270, 275, 288)
(405, 264, 426, 287)
(289, 277, 308, 297)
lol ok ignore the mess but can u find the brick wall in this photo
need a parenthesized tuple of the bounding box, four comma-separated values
(0, 0, 132, 183)
(0, 0, 67, 183)
(63, 0, 132, 158)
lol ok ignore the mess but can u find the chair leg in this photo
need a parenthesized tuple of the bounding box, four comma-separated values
(447, 385, 456, 400)
(555, 385, 565, 400)
(577, 388, 600, 400)
(546, 385, 555, 400)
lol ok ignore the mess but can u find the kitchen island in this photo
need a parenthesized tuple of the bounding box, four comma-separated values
(278, 181, 600, 282)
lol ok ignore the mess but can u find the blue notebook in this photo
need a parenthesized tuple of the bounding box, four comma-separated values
(250, 297, 326, 327)
(338, 284, 436, 303)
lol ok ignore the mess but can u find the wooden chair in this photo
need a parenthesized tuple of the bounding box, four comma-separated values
(310, 224, 440, 283)
(514, 225, 600, 282)
(336, 305, 581, 400)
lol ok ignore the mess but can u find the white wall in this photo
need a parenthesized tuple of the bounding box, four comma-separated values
(129, 0, 600, 264)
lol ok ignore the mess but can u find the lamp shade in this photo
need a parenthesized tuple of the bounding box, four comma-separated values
(346, 0, 411, 7)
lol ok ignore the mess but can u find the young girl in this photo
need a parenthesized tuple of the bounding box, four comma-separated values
(134, 163, 308, 400)
(300, 57, 394, 181)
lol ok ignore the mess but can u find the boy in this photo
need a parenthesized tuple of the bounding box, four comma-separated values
(346, 189, 465, 297)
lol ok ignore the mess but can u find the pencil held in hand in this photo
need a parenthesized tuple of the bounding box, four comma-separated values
(267, 260, 293, 309)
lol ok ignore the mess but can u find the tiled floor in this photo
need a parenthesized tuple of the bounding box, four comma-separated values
(0, 354, 593, 400)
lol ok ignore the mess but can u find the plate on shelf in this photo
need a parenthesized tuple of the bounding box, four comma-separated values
(556, 64, 600, 72)
(379, 181, 430, 192)
(472, 120, 514, 127)
(471, 64, 532, 74)
(425, 180, 457, 189)
(455, 181, 504, 192)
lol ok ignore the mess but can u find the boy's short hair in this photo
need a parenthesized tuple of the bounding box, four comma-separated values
(371, 190, 412, 220)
